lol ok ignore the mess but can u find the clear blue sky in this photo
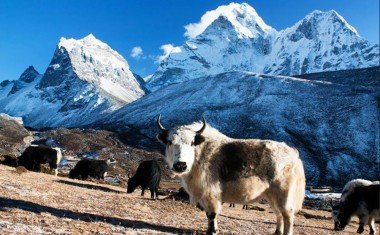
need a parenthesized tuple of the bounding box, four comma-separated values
(0, 0, 378, 81)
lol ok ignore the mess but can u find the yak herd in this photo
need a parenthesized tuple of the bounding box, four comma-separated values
(6, 117, 380, 235)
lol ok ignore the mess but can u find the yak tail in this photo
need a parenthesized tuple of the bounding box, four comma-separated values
(53, 147, 62, 176)
(53, 148, 63, 165)
(293, 158, 306, 212)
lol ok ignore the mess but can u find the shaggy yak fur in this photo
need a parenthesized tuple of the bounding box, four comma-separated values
(157, 117, 306, 235)
(331, 179, 380, 234)
(69, 159, 109, 180)
(127, 160, 161, 199)
(18, 145, 62, 176)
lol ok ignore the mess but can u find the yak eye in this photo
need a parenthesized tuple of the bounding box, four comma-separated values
(167, 140, 172, 145)
(191, 141, 195, 146)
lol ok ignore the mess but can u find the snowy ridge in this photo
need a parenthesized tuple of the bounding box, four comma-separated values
(147, 2, 379, 91)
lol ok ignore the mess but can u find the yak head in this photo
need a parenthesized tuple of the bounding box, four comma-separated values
(69, 169, 77, 179)
(330, 201, 349, 231)
(335, 211, 350, 231)
(127, 176, 138, 193)
(156, 115, 206, 176)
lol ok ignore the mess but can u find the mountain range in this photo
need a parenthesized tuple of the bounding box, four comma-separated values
(147, 3, 379, 91)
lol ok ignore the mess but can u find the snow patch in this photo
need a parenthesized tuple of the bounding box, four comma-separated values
(305, 190, 341, 200)
(184, 2, 273, 39)
(0, 113, 23, 125)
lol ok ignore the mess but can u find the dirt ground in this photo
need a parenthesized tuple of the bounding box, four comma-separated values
(0, 165, 373, 235)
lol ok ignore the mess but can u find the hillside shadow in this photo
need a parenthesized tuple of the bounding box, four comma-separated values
(0, 197, 194, 234)
(56, 180, 124, 194)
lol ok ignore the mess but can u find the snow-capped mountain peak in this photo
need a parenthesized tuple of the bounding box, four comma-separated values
(312, 10, 358, 35)
(0, 34, 145, 128)
(287, 9, 360, 40)
(42, 34, 144, 103)
(185, 2, 273, 39)
(58, 34, 108, 52)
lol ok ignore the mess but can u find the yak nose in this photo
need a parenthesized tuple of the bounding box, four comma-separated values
(173, 161, 187, 172)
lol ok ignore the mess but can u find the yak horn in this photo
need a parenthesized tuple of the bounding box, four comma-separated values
(157, 115, 166, 131)
(196, 117, 207, 134)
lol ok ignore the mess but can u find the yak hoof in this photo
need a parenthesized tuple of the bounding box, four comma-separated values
(357, 228, 364, 234)
(206, 228, 218, 235)
(273, 229, 283, 235)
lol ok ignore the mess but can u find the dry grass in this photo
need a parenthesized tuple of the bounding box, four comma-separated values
(0, 165, 369, 235)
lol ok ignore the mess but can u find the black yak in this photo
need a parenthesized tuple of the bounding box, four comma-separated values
(127, 160, 161, 199)
(18, 145, 62, 176)
(332, 181, 380, 234)
(69, 159, 115, 180)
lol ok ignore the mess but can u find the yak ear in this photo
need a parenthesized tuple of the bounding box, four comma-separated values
(157, 131, 169, 145)
(193, 134, 205, 146)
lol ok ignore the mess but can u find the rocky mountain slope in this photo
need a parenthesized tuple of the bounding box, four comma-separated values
(99, 66, 380, 186)
(0, 35, 145, 128)
(147, 2, 379, 91)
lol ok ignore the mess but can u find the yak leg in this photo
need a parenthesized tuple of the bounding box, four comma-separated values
(368, 216, 376, 234)
(266, 194, 284, 235)
(102, 171, 107, 179)
(280, 194, 295, 235)
(357, 214, 370, 234)
(206, 212, 218, 235)
(49, 162, 58, 176)
(141, 187, 146, 196)
(202, 197, 222, 235)
(155, 186, 159, 199)
(150, 188, 155, 199)
(32, 162, 40, 172)
(282, 209, 295, 235)
(357, 223, 365, 234)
